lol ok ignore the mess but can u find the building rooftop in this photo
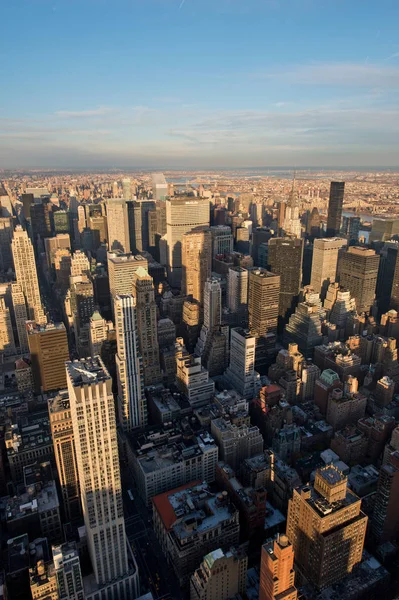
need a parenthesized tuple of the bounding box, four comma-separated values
(155, 481, 237, 541)
(2, 480, 59, 521)
(5, 411, 52, 457)
(66, 357, 110, 386)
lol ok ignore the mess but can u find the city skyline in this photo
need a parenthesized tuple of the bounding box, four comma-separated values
(2, 0, 399, 168)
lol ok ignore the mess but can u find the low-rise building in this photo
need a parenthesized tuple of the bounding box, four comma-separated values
(211, 418, 263, 471)
(128, 426, 218, 505)
(190, 546, 247, 600)
(152, 481, 240, 586)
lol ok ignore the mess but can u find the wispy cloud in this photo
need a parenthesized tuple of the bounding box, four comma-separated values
(55, 106, 117, 119)
(251, 62, 399, 88)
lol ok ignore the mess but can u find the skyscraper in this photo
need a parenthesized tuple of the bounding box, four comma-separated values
(286, 465, 367, 589)
(248, 268, 280, 370)
(122, 178, 132, 201)
(203, 277, 222, 331)
(310, 237, 347, 296)
(338, 247, 380, 314)
(227, 267, 248, 322)
(11, 282, 29, 352)
(165, 197, 210, 287)
(389, 248, 399, 311)
(326, 181, 345, 237)
(182, 228, 212, 307)
(259, 535, 297, 600)
(66, 357, 139, 596)
(132, 267, 161, 386)
(48, 390, 81, 522)
(225, 327, 258, 399)
(107, 250, 147, 298)
(0, 213, 14, 271)
(0, 297, 16, 356)
(27, 321, 69, 393)
(12, 225, 46, 324)
(268, 237, 303, 322)
(372, 451, 399, 544)
(151, 172, 168, 201)
(282, 179, 301, 238)
(114, 295, 146, 430)
(106, 199, 130, 253)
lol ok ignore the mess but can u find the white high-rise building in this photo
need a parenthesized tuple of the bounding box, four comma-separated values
(225, 328, 259, 399)
(166, 197, 210, 287)
(151, 173, 168, 201)
(65, 357, 139, 598)
(122, 178, 132, 201)
(106, 199, 130, 253)
(11, 282, 29, 352)
(53, 542, 84, 600)
(114, 295, 146, 430)
(311, 237, 347, 295)
(11, 226, 46, 324)
(228, 267, 248, 314)
(204, 278, 221, 331)
(282, 181, 301, 238)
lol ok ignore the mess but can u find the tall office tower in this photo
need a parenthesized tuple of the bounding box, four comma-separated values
(70, 249, 90, 278)
(53, 209, 70, 234)
(77, 205, 87, 234)
(390, 248, 399, 311)
(122, 178, 132, 200)
(372, 451, 399, 544)
(278, 201, 286, 232)
(0, 214, 14, 271)
(27, 322, 69, 393)
(268, 238, 303, 322)
(326, 181, 345, 237)
(53, 542, 85, 600)
(338, 247, 380, 314)
(89, 311, 110, 357)
(376, 241, 398, 314)
(44, 233, 71, 273)
(107, 251, 148, 310)
(250, 202, 264, 227)
(259, 535, 297, 600)
(152, 172, 168, 201)
(370, 216, 399, 243)
(210, 225, 234, 256)
(48, 390, 81, 522)
(0, 297, 16, 356)
(310, 237, 347, 296)
(249, 268, 280, 369)
(127, 199, 155, 253)
(11, 282, 29, 352)
(114, 295, 146, 430)
(341, 216, 361, 243)
(54, 249, 72, 291)
(12, 226, 46, 324)
(181, 228, 212, 305)
(306, 207, 321, 238)
(286, 465, 367, 589)
(106, 199, 130, 253)
(66, 357, 139, 596)
(30, 199, 53, 242)
(282, 180, 301, 238)
(112, 180, 119, 197)
(284, 301, 323, 355)
(224, 328, 258, 399)
(132, 268, 161, 386)
(88, 211, 108, 250)
(251, 227, 272, 265)
(228, 267, 248, 318)
(203, 278, 222, 330)
(165, 197, 210, 287)
(190, 547, 248, 600)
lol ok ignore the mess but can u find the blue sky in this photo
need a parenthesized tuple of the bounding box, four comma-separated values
(1, 0, 399, 168)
